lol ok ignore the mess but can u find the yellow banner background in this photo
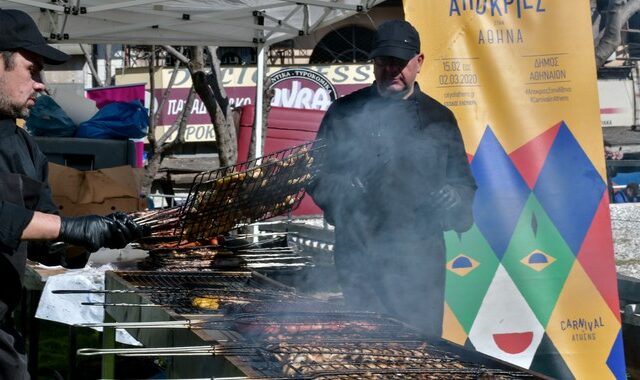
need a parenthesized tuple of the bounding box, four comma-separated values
(406, 1, 605, 178)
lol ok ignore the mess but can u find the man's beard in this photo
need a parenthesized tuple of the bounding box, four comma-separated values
(0, 78, 30, 119)
(0, 97, 29, 119)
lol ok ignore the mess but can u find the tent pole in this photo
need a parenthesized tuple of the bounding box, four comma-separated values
(252, 42, 267, 241)
(255, 42, 266, 160)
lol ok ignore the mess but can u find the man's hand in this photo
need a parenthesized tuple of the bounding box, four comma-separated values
(106, 212, 151, 241)
(59, 213, 146, 252)
(427, 184, 462, 211)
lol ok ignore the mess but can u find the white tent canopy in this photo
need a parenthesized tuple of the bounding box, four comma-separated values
(0, 0, 385, 46)
(0, 0, 386, 158)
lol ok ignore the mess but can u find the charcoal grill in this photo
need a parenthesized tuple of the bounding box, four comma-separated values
(229, 311, 413, 341)
(250, 340, 540, 379)
(80, 311, 415, 343)
(105, 271, 301, 315)
(102, 270, 304, 378)
(99, 271, 548, 379)
(81, 339, 544, 379)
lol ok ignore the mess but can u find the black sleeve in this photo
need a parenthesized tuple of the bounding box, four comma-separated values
(27, 149, 60, 262)
(26, 134, 59, 215)
(0, 201, 34, 250)
(442, 113, 477, 233)
(308, 102, 357, 225)
(34, 151, 58, 215)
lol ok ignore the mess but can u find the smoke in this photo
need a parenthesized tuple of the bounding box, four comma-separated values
(308, 90, 476, 337)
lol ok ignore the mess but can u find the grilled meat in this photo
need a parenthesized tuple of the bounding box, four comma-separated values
(232, 313, 403, 339)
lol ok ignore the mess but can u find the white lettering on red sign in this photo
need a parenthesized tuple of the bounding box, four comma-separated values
(229, 97, 252, 107)
(190, 99, 208, 114)
(167, 99, 183, 115)
(271, 80, 332, 110)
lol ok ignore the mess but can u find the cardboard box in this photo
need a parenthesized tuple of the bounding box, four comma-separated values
(48, 163, 145, 216)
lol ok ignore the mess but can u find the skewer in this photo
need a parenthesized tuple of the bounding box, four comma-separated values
(52, 288, 181, 295)
(238, 256, 309, 262)
(78, 319, 211, 329)
(132, 210, 170, 223)
(236, 247, 297, 253)
(77, 345, 225, 356)
(54, 289, 134, 294)
(76, 344, 260, 357)
(236, 253, 306, 259)
(81, 302, 167, 307)
(136, 217, 178, 227)
(223, 232, 294, 240)
(132, 207, 181, 225)
(76, 338, 435, 358)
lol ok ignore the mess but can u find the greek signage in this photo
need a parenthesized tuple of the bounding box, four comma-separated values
(117, 64, 372, 142)
(269, 67, 338, 111)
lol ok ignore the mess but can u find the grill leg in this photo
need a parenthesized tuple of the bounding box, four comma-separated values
(101, 314, 116, 379)
(27, 289, 41, 380)
(68, 325, 77, 380)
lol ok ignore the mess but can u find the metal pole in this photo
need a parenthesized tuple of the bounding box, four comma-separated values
(101, 313, 116, 379)
(255, 43, 265, 160)
(252, 43, 266, 241)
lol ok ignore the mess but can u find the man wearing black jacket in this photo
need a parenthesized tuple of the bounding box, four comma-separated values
(310, 20, 477, 338)
(0, 9, 145, 378)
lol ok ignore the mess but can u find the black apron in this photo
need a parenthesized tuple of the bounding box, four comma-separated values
(0, 173, 44, 380)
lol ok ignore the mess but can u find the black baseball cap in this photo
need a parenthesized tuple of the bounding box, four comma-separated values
(0, 9, 69, 64)
(369, 20, 421, 61)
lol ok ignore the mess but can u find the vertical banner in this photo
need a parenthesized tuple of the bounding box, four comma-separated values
(405, 1, 626, 379)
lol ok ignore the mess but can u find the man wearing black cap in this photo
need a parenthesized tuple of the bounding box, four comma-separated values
(0, 9, 146, 378)
(310, 20, 477, 338)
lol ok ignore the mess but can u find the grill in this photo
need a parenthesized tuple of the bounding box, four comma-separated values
(149, 287, 306, 315)
(136, 235, 314, 274)
(106, 271, 304, 315)
(98, 269, 547, 379)
(249, 340, 537, 379)
(229, 312, 411, 341)
(113, 271, 262, 290)
(224, 299, 346, 315)
(174, 142, 323, 243)
(219, 313, 541, 379)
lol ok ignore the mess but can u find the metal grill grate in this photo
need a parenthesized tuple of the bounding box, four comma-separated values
(175, 142, 324, 243)
(231, 312, 411, 341)
(150, 289, 306, 315)
(115, 271, 255, 291)
(309, 368, 536, 379)
(110, 271, 302, 315)
(138, 246, 313, 273)
(253, 341, 537, 379)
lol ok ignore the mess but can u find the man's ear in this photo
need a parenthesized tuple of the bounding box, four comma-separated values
(415, 53, 425, 72)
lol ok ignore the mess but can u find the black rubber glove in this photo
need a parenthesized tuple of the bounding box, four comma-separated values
(59, 215, 141, 252)
(106, 212, 149, 241)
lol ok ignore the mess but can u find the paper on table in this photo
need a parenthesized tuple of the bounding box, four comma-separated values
(35, 262, 141, 346)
